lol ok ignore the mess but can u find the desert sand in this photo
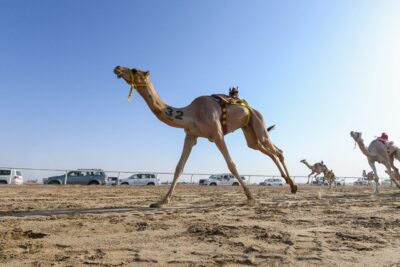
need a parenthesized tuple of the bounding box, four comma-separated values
(0, 184, 399, 266)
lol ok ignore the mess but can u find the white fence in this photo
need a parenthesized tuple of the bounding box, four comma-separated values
(0, 166, 391, 185)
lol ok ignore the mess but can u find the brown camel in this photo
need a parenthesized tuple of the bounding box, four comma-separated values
(323, 168, 336, 189)
(113, 66, 297, 207)
(300, 159, 327, 184)
(350, 131, 400, 194)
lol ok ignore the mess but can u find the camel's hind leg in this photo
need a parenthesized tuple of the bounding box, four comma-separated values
(257, 145, 297, 193)
(247, 110, 296, 193)
(389, 155, 400, 180)
(272, 143, 295, 188)
(383, 162, 400, 189)
(242, 127, 297, 193)
(150, 134, 197, 208)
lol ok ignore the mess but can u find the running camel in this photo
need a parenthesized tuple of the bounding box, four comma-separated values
(113, 66, 297, 207)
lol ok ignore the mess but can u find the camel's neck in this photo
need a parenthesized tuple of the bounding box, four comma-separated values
(355, 137, 373, 159)
(302, 161, 313, 170)
(136, 80, 188, 129)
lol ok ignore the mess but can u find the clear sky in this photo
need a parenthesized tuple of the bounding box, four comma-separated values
(1, 0, 400, 180)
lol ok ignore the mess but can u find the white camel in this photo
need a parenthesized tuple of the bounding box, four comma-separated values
(350, 131, 400, 194)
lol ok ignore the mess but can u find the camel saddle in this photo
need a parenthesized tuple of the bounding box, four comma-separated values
(211, 94, 252, 135)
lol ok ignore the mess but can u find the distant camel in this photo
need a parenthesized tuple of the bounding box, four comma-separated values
(362, 170, 375, 185)
(300, 159, 327, 184)
(350, 131, 400, 194)
(113, 66, 297, 207)
(323, 168, 336, 189)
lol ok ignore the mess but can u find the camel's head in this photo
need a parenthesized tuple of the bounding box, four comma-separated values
(350, 131, 362, 142)
(114, 66, 150, 85)
(113, 66, 150, 100)
(300, 159, 306, 163)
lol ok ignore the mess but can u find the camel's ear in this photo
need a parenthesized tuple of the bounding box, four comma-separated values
(144, 71, 150, 77)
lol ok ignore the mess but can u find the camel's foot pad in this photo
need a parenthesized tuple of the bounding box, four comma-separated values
(149, 201, 170, 208)
(291, 185, 298, 194)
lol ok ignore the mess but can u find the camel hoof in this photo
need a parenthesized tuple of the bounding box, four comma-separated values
(246, 198, 256, 206)
(291, 185, 298, 194)
(149, 201, 169, 208)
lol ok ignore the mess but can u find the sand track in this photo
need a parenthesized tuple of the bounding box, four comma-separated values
(0, 185, 399, 266)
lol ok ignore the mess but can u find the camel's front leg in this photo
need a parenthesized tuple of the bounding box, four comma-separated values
(308, 172, 315, 184)
(369, 161, 380, 194)
(150, 135, 197, 208)
(214, 137, 255, 206)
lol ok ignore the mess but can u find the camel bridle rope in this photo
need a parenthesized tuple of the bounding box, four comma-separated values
(127, 69, 148, 102)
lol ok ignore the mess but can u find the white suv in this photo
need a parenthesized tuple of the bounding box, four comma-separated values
(354, 178, 370, 186)
(0, 169, 24, 185)
(259, 178, 283, 186)
(119, 173, 159, 186)
(199, 174, 245, 186)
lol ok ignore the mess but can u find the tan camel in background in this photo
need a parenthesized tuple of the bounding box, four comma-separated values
(350, 131, 400, 194)
(113, 66, 297, 207)
(300, 159, 327, 184)
(323, 168, 336, 189)
(362, 170, 375, 185)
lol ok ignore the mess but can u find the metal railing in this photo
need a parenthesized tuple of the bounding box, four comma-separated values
(0, 166, 392, 185)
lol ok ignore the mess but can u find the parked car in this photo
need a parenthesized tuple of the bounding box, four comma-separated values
(0, 169, 23, 185)
(353, 178, 370, 186)
(44, 169, 107, 185)
(119, 173, 159, 186)
(312, 177, 344, 186)
(328, 178, 345, 186)
(259, 178, 283, 186)
(107, 177, 119, 186)
(311, 177, 325, 186)
(199, 174, 245, 186)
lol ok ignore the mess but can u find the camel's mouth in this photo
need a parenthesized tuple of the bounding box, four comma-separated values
(113, 67, 123, 79)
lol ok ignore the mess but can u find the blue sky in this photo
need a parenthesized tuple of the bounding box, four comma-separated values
(1, 0, 400, 180)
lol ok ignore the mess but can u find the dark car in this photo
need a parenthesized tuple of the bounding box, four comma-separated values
(45, 169, 107, 185)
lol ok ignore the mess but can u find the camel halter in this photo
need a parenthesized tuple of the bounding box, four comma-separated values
(127, 69, 148, 102)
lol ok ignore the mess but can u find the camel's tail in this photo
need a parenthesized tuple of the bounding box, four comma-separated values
(267, 125, 276, 132)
